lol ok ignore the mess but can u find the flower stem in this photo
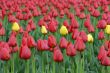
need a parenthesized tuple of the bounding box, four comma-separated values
(11, 55, 14, 73)
(32, 51, 36, 73)
(53, 61, 55, 73)
(25, 60, 29, 73)
(42, 52, 44, 73)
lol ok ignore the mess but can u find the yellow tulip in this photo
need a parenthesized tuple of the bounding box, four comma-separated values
(87, 34, 94, 43)
(60, 25, 68, 35)
(41, 25, 47, 34)
(105, 25, 110, 34)
(12, 22, 20, 31)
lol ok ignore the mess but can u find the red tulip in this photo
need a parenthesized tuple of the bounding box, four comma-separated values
(104, 40, 110, 50)
(63, 20, 69, 28)
(84, 18, 91, 28)
(8, 34, 17, 47)
(98, 31, 105, 40)
(70, 18, 79, 28)
(48, 21, 57, 33)
(102, 13, 108, 20)
(66, 42, 76, 56)
(12, 46, 19, 53)
(97, 45, 107, 61)
(59, 37, 68, 49)
(72, 29, 80, 40)
(97, 20, 106, 29)
(37, 39, 49, 51)
(80, 30, 87, 42)
(19, 26, 24, 33)
(28, 19, 36, 30)
(21, 37, 27, 46)
(48, 35, 56, 48)
(0, 27, 5, 36)
(27, 35, 36, 48)
(74, 37, 86, 52)
(87, 24, 95, 33)
(0, 47, 10, 61)
(19, 45, 31, 60)
(101, 56, 110, 66)
(53, 46, 63, 62)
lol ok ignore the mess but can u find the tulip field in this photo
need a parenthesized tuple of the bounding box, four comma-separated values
(1, 0, 110, 73)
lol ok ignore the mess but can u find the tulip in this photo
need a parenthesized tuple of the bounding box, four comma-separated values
(60, 25, 68, 35)
(70, 18, 79, 28)
(28, 19, 36, 30)
(12, 46, 19, 53)
(97, 20, 106, 29)
(59, 37, 68, 49)
(104, 40, 110, 50)
(98, 31, 105, 40)
(0, 47, 10, 61)
(8, 34, 17, 47)
(97, 45, 107, 61)
(84, 19, 91, 28)
(12, 22, 20, 32)
(101, 56, 110, 66)
(37, 39, 49, 51)
(19, 45, 31, 60)
(105, 25, 110, 34)
(48, 35, 56, 48)
(41, 25, 47, 34)
(53, 46, 63, 62)
(26, 23, 31, 32)
(0, 27, 5, 36)
(87, 34, 94, 43)
(48, 21, 57, 33)
(87, 25, 95, 33)
(66, 42, 76, 56)
(27, 35, 36, 48)
(74, 37, 86, 52)
(72, 29, 80, 40)
(80, 30, 87, 42)
(63, 20, 69, 28)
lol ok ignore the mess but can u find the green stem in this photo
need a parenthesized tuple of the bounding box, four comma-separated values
(32, 52, 36, 73)
(11, 55, 14, 73)
(4, 62, 9, 73)
(25, 60, 29, 73)
(80, 53, 84, 73)
(53, 61, 55, 73)
(42, 52, 44, 73)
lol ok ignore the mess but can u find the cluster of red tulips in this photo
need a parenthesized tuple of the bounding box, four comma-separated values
(0, 0, 110, 73)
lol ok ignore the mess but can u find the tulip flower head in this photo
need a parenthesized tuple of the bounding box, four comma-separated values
(41, 25, 47, 34)
(12, 22, 20, 32)
(60, 25, 68, 35)
(105, 25, 110, 34)
(87, 34, 94, 43)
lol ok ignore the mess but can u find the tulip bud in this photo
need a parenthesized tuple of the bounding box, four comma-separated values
(12, 22, 20, 32)
(53, 46, 63, 62)
(37, 39, 49, 51)
(101, 56, 110, 66)
(19, 45, 31, 60)
(66, 42, 76, 56)
(98, 31, 105, 40)
(74, 37, 86, 52)
(97, 20, 106, 29)
(0, 48, 10, 61)
(59, 37, 68, 49)
(105, 25, 110, 34)
(87, 34, 94, 43)
(41, 25, 47, 34)
(97, 45, 107, 61)
(60, 25, 68, 35)
(48, 35, 56, 48)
